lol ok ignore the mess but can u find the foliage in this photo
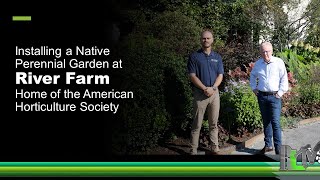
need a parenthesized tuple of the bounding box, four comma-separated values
(280, 116, 300, 129)
(278, 43, 320, 119)
(111, 11, 201, 153)
(127, 0, 290, 47)
(243, 0, 297, 50)
(148, 11, 203, 56)
(111, 35, 171, 153)
(109, 0, 320, 153)
(296, 83, 320, 105)
(288, 63, 320, 108)
(117, 0, 312, 59)
(290, 41, 320, 63)
(277, 50, 308, 84)
(202, 120, 209, 135)
(124, 0, 299, 85)
(277, 44, 320, 85)
(287, 104, 320, 119)
(305, 0, 320, 47)
(227, 62, 254, 82)
(218, 42, 259, 88)
(220, 81, 263, 134)
(219, 63, 262, 134)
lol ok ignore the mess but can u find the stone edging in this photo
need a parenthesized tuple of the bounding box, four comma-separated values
(298, 116, 320, 126)
(238, 116, 320, 149)
(216, 134, 264, 154)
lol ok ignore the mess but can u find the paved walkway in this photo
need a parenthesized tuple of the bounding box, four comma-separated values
(231, 121, 320, 155)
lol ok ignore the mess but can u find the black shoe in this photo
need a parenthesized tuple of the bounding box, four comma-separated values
(259, 146, 273, 154)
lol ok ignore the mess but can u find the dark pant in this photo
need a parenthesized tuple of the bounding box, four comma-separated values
(257, 93, 282, 154)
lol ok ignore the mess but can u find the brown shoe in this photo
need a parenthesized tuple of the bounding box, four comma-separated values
(189, 149, 197, 155)
(210, 151, 222, 155)
(211, 145, 220, 154)
(259, 146, 273, 154)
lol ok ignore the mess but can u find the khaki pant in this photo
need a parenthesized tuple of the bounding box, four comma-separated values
(190, 88, 220, 150)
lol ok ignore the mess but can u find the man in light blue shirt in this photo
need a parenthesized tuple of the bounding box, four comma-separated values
(250, 42, 288, 155)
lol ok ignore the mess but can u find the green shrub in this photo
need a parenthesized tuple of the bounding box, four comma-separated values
(280, 116, 300, 129)
(220, 81, 262, 134)
(277, 45, 320, 84)
(278, 46, 320, 119)
(277, 50, 311, 84)
(111, 35, 172, 153)
(309, 62, 320, 84)
(111, 11, 201, 153)
(202, 120, 209, 134)
(149, 11, 202, 56)
(297, 83, 320, 105)
(283, 83, 320, 119)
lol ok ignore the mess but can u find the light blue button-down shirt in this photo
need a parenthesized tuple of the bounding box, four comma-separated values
(249, 56, 289, 97)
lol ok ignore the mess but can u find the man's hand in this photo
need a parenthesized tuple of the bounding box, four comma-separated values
(204, 87, 216, 97)
(253, 89, 259, 96)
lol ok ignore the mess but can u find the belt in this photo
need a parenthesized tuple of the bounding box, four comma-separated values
(258, 91, 277, 96)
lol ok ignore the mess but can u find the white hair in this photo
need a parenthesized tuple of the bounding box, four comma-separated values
(260, 42, 273, 51)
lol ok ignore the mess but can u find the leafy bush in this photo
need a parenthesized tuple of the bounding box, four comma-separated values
(220, 81, 262, 135)
(277, 50, 312, 84)
(218, 64, 263, 136)
(283, 102, 320, 119)
(284, 82, 320, 118)
(218, 42, 258, 88)
(280, 116, 300, 129)
(278, 44, 320, 119)
(111, 35, 171, 153)
(149, 11, 203, 56)
(298, 83, 320, 105)
(111, 11, 201, 153)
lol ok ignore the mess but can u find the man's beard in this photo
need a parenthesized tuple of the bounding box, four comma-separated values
(202, 43, 212, 48)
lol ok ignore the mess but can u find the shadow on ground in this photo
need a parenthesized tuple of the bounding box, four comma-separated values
(158, 142, 190, 155)
(158, 141, 228, 155)
(234, 147, 261, 154)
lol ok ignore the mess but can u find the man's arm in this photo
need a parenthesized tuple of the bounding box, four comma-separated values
(187, 54, 207, 91)
(205, 74, 223, 97)
(277, 60, 289, 97)
(189, 73, 207, 91)
(213, 74, 223, 88)
(205, 56, 224, 96)
(249, 63, 258, 95)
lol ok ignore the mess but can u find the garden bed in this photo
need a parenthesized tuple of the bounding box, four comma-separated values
(132, 125, 263, 155)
